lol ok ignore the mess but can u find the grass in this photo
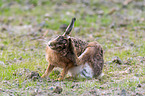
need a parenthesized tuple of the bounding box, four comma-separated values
(0, 0, 145, 95)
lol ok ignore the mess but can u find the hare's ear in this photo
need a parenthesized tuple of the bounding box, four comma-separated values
(68, 38, 72, 44)
(63, 17, 76, 36)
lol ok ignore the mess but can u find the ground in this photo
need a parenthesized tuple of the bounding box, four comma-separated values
(0, 0, 145, 96)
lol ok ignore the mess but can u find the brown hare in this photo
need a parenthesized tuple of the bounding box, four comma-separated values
(41, 18, 104, 80)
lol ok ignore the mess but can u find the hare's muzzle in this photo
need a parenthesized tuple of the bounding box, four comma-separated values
(48, 41, 60, 50)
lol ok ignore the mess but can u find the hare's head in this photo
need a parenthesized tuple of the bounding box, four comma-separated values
(48, 18, 76, 52)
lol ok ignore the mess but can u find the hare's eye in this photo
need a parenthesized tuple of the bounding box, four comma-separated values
(62, 40, 66, 43)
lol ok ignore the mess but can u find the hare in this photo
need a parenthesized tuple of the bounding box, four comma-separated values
(41, 18, 104, 80)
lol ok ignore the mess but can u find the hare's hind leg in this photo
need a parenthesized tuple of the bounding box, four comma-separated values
(77, 47, 93, 65)
(77, 47, 94, 78)
(41, 63, 54, 78)
(77, 42, 104, 78)
(78, 42, 103, 65)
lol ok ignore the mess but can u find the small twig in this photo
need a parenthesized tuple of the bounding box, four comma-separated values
(107, 8, 117, 15)
(42, 30, 48, 38)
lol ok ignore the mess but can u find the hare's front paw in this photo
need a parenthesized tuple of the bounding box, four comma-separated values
(56, 77, 63, 81)
(55, 75, 63, 81)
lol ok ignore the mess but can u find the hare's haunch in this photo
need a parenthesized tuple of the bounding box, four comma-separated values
(41, 18, 104, 80)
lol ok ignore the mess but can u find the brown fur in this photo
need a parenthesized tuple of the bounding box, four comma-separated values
(41, 18, 104, 80)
